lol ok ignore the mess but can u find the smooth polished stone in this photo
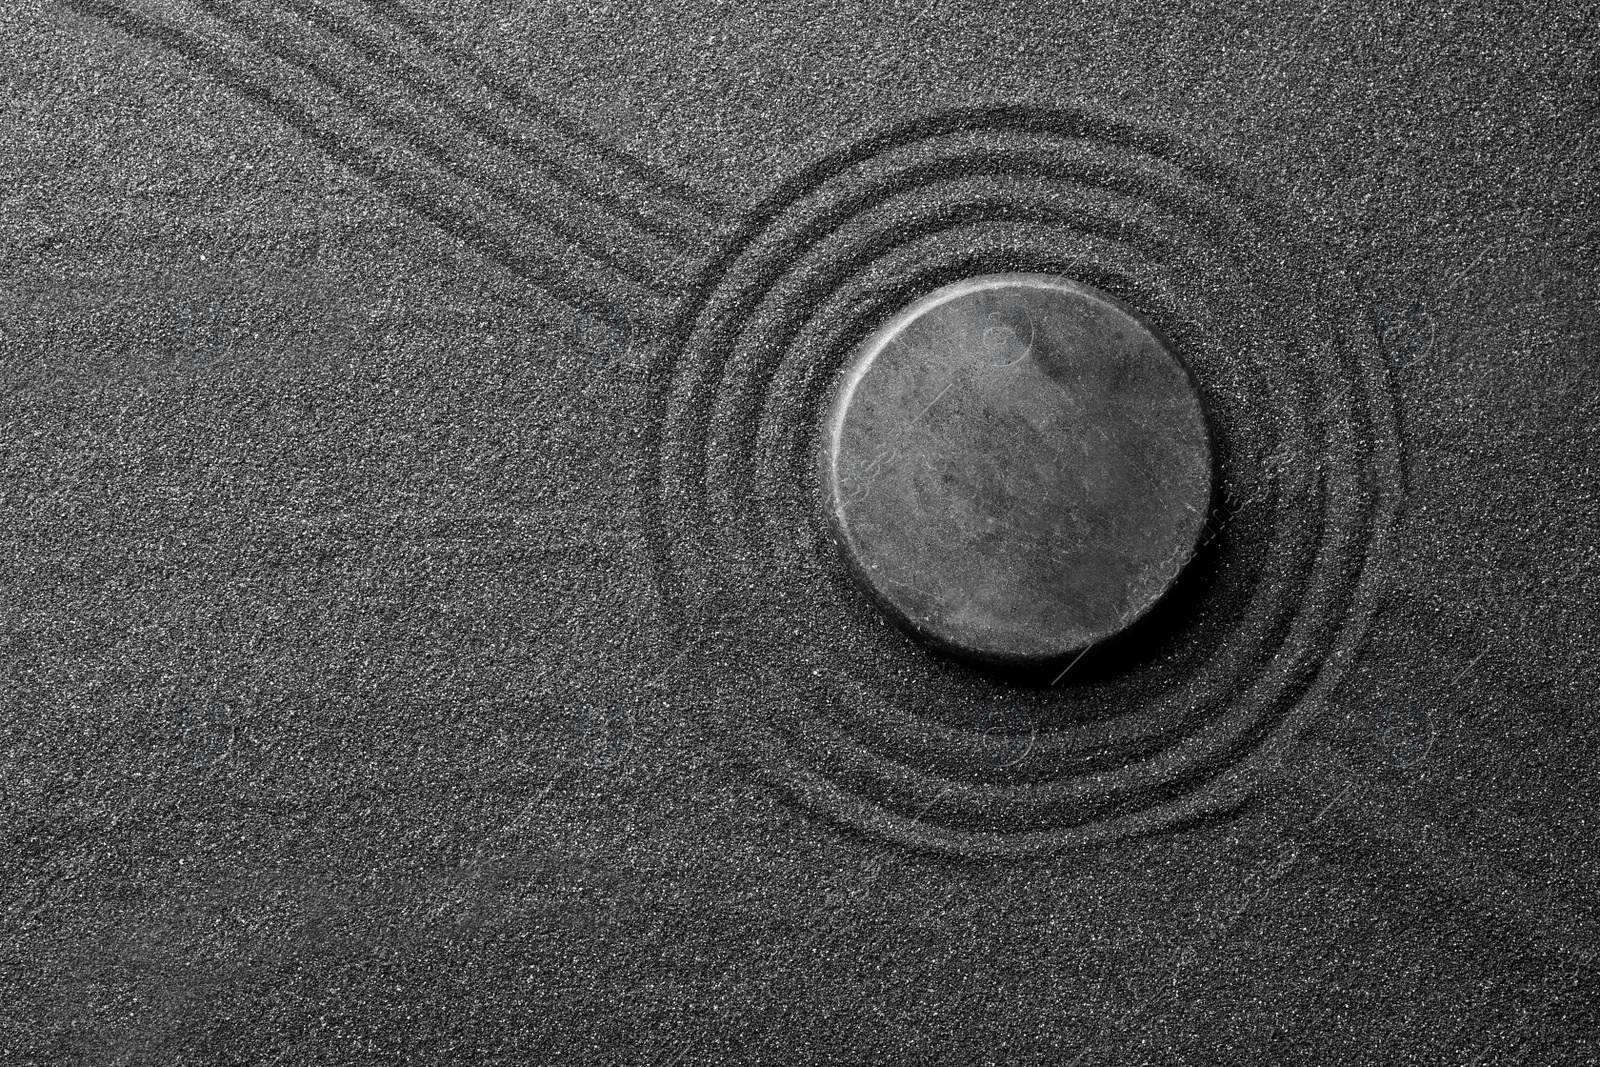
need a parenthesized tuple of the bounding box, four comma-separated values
(820, 273, 1214, 671)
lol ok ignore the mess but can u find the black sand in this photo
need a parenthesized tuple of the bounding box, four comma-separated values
(2, 0, 1596, 1063)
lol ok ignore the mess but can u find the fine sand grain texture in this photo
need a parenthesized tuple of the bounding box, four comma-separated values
(3, 0, 1596, 1063)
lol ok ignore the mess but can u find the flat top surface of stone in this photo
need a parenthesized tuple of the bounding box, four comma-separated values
(822, 273, 1215, 667)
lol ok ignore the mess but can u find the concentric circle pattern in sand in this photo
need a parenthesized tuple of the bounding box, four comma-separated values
(643, 103, 1403, 858)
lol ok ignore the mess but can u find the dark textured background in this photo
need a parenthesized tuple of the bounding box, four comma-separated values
(3, 1, 1597, 1063)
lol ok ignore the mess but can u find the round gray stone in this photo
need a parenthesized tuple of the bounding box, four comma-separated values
(820, 273, 1215, 671)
